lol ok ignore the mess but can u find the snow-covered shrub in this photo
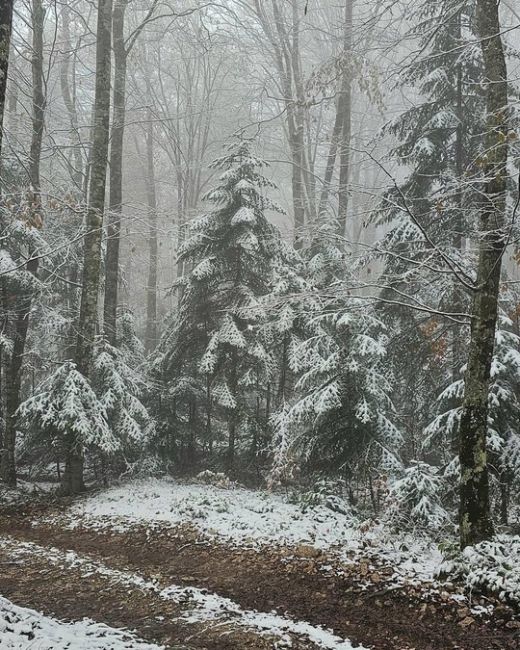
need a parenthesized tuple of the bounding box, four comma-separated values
(290, 478, 352, 515)
(118, 454, 168, 480)
(386, 461, 450, 533)
(439, 536, 520, 604)
(196, 469, 236, 488)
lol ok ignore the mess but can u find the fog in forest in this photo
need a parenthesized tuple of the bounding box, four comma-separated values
(1, 2, 520, 647)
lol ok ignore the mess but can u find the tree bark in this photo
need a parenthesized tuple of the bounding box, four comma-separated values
(144, 107, 158, 354)
(60, 5, 84, 192)
(337, 0, 354, 238)
(458, 0, 508, 549)
(0, 0, 14, 171)
(0, 0, 45, 486)
(103, 0, 127, 346)
(255, 0, 306, 243)
(62, 0, 113, 496)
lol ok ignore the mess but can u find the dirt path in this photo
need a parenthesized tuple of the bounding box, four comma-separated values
(1, 510, 519, 650)
(0, 532, 341, 650)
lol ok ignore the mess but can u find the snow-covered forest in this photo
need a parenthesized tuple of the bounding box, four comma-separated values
(1, 0, 520, 648)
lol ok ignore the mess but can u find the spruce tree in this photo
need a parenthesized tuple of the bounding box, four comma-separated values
(159, 139, 286, 470)
(270, 215, 403, 485)
(18, 334, 154, 481)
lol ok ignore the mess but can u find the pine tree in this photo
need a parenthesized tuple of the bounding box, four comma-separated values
(93, 337, 154, 455)
(158, 139, 286, 469)
(270, 215, 403, 485)
(17, 361, 115, 465)
(18, 334, 154, 481)
(371, 0, 489, 472)
(386, 461, 450, 532)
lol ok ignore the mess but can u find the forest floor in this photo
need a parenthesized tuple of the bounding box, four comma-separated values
(0, 478, 519, 650)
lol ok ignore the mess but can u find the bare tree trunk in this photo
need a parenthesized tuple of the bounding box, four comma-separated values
(144, 107, 158, 354)
(337, 0, 354, 238)
(0, 0, 14, 172)
(60, 5, 84, 192)
(458, 0, 508, 549)
(0, 0, 45, 486)
(104, 0, 127, 345)
(318, 102, 342, 218)
(316, 0, 354, 233)
(62, 0, 113, 496)
(290, 0, 315, 225)
(258, 0, 306, 243)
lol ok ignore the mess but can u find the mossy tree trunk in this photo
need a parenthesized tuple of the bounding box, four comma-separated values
(458, 0, 509, 549)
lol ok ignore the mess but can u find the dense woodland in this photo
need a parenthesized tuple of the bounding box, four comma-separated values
(0, 0, 519, 552)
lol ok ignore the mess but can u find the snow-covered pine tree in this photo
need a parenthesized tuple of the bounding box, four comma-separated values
(18, 334, 154, 480)
(282, 304, 402, 477)
(269, 213, 403, 490)
(92, 336, 154, 459)
(386, 461, 450, 533)
(158, 138, 286, 469)
(17, 361, 115, 474)
(0, 194, 47, 484)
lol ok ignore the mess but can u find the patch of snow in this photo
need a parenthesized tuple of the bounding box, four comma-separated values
(60, 478, 444, 585)
(0, 595, 163, 649)
(160, 584, 361, 650)
(0, 480, 57, 505)
(65, 478, 361, 550)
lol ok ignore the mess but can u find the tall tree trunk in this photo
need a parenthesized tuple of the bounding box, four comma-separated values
(226, 353, 238, 473)
(144, 108, 158, 354)
(450, 7, 465, 454)
(458, 0, 508, 549)
(318, 101, 342, 219)
(1, 0, 45, 486)
(62, 0, 113, 496)
(317, 0, 354, 232)
(266, 0, 305, 244)
(337, 0, 354, 238)
(60, 5, 84, 192)
(290, 0, 315, 225)
(0, 0, 14, 172)
(103, 0, 127, 345)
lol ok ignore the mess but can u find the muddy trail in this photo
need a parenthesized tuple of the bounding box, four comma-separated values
(0, 506, 519, 650)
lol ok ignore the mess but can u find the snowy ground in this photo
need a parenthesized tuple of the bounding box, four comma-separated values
(0, 480, 56, 505)
(2, 478, 519, 650)
(62, 477, 443, 584)
(0, 595, 164, 650)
